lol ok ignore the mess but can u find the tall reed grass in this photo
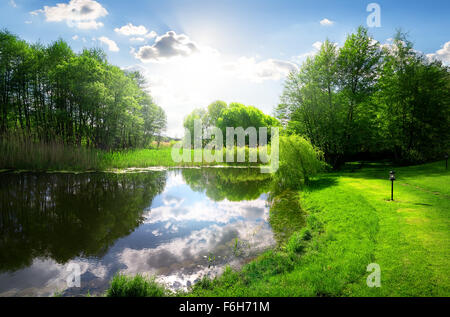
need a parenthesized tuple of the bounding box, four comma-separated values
(0, 134, 274, 171)
(0, 133, 101, 171)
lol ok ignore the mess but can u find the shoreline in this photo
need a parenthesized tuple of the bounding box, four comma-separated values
(0, 165, 264, 174)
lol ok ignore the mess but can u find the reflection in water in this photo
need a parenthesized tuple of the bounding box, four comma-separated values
(182, 168, 271, 201)
(0, 168, 277, 296)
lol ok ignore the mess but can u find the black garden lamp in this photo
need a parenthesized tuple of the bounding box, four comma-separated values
(445, 153, 448, 169)
(389, 170, 396, 201)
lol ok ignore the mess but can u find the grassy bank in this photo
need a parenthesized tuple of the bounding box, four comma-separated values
(0, 136, 267, 172)
(105, 160, 449, 296)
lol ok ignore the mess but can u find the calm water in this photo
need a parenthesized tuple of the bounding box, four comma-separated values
(0, 168, 276, 296)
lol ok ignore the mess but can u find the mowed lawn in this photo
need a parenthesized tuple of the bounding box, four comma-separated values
(189, 161, 449, 296)
(339, 161, 450, 296)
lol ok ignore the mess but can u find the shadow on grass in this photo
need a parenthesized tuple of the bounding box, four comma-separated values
(305, 175, 338, 192)
(334, 160, 449, 182)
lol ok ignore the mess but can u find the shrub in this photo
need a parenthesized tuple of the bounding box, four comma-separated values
(273, 135, 324, 190)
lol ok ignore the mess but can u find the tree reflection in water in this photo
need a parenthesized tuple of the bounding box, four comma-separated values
(181, 168, 271, 201)
(0, 172, 166, 273)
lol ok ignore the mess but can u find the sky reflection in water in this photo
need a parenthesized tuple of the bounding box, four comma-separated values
(0, 168, 274, 296)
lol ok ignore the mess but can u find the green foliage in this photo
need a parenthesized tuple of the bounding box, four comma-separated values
(273, 135, 324, 189)
(375, 32, 450, 163)
(183, 101, 280, 146)
(277, 27, 450, 167)
(0, 30, 166, 151)
(106, 274, 167, 297)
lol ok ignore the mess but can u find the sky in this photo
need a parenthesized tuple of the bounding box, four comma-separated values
(1, 0, 449, 137)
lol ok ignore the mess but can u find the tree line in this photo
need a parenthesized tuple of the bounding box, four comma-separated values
(183, 100, 280, 146)
(0, 30, 166, 150)
(276, 27, 450, 167)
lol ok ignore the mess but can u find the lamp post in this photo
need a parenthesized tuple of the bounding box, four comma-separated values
(389, 170, 396, 201)
(445, 153, 448, 170)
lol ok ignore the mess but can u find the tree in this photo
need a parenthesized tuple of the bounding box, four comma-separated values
(277, 27, 450, 166)
(376, 31, 450, 162)
(0, 30, 166, 151)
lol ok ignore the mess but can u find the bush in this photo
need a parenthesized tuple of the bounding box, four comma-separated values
(273, 135, 324, 190)
(106, 274, 167, 297)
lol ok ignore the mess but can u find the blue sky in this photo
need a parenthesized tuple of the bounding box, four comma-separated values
(1, 0, 449, 137)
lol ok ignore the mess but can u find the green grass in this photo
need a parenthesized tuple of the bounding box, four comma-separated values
(186, 160, 449, 296)
(100, 147, 267, 170)
(106, 274, 168, 297)
(0, 135, 267, 172)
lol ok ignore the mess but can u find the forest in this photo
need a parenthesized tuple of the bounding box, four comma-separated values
(0, 30, 167, 151)
(276, 27, 450, 167)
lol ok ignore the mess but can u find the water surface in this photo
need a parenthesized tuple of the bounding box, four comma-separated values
(0, 168, 275, 296)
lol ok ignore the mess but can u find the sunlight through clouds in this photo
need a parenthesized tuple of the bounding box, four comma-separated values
(129, 31, 297, 136)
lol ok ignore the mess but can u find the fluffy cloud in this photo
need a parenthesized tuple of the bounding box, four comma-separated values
(98, 36, 119, 52)
(224, 57, 297, 83)
(114, 23, 148, 36)
(30, 0, 108, 30)
(75, 20, 103, 30)
(427, 41, 450, 64)
(134, 31, 199, 62)
(320, 18, 334, 26)
(130, 31, 299, 136)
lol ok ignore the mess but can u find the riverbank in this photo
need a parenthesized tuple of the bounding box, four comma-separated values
(105, 160, 449, 297)
(188, 160, 449, 296)
(0, 145, 264, 173)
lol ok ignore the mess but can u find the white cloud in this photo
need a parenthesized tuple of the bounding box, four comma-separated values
(427, 41, 450, 64)
(145, 31, 157, 39)
(134, 31, 200, 63)
(115, 23, 148, 36)
(25, 21, 32, 24)
(224, 57, 298, 83)
(320, 18, 334, 26)
(74, 20, 103, 30)
(130, 37, 146, 42)
(72, 35, 79, 40)
(312, 41, 323, 50)
(9, 0, 17, 8)
(129, 31, 297, 136)
(98, 36, 119, 52)
(114, 23, 157, 41)
(30, 0, 108, 30)
(293, 41, 323, 63)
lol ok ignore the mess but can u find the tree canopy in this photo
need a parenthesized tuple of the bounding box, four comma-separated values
(0, 30, 166, 150)
(276, 27, 450, 166)
(183, 100, 280, 146)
